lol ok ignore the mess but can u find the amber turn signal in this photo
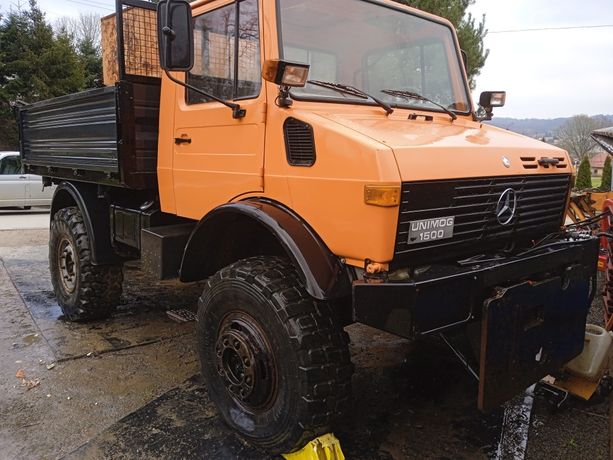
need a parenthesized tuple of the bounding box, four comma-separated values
(262, 59, 310, 87)
(364, 185, 401, 207)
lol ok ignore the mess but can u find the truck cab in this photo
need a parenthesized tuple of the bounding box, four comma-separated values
(18, 0, 597, 455)
(159, 0, 573, 273)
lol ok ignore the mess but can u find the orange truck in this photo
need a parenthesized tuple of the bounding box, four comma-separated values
(18, 0, 598, 454)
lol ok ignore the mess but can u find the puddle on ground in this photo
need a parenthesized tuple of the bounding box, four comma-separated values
(0, 245, 203, 360)
(21, 333, 41, 346)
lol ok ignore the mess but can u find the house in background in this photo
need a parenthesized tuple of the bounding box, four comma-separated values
(590, 151, 608, 176)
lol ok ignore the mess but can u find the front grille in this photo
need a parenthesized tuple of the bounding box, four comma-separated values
(394, 174, 571, 266)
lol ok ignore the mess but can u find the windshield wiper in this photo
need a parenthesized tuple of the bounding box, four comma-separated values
(308, 80, 394, 116)
(381, 89, 457, 121)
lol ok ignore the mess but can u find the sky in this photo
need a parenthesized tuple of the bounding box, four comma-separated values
(1, 0, 612, 119)
(468, 0, 613, 119)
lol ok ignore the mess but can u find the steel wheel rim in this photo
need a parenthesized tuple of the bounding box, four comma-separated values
(215, 311, 278, 413)
(58, 237, 77, 294)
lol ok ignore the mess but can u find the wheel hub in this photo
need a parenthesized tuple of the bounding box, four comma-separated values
(58, 237, 77, 294)
(215, 312, 277, 411)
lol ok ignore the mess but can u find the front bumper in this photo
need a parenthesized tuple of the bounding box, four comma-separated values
(353, 237, 599, 410)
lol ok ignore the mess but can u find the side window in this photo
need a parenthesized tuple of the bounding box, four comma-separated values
(0, 156, 21, 175)
(187, 0, 261, 104)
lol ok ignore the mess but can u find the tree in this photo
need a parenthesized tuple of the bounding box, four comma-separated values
(601, 156, 612, 192)
(556, 114, 606, 161)
(395, 0, 488, 88)
(55, 13, 101, 50)
(77, 37, 103, 88)
(0, 0, 86, 149)
(56, 13, 103, 88)
(575, 156, 592, 190)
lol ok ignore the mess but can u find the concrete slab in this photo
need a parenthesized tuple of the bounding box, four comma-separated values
(0, 255, 200, 459)
(65, 378, 267, 460)
(0, 209, 50, 230)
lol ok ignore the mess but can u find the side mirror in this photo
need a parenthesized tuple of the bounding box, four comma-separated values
(478, 91, 506, 121)
(157, 0, 194, 72)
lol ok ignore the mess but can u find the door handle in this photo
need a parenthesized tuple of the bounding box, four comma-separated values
(19, 175, 27, 179)
(175, 137, 192, 145)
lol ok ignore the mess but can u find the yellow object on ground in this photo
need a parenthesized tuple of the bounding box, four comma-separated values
(282, 433, 345, 460)
(552, 374, 601, 400)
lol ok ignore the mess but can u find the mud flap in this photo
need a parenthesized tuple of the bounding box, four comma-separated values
(478, 264, 592, 411)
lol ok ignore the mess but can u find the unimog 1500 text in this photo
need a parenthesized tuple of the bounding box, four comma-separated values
(18, 0, 597, 454)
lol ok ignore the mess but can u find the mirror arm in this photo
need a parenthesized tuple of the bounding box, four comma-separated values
(164, 70, 246, 119)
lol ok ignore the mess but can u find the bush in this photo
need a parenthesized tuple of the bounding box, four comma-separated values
(601, 156, 612, 191)
(575, 157, 592, 190)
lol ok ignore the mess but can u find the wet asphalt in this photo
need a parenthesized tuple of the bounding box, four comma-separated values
(0, 227, 610, 459)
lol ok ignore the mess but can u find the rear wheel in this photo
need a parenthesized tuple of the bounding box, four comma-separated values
(49, 206, 123, 321)
(197, 256, 353, 454)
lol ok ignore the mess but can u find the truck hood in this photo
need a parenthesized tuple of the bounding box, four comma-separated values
(316, 112, 572, 181)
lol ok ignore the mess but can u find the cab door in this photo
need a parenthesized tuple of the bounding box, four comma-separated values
(172, 0, 266, 219)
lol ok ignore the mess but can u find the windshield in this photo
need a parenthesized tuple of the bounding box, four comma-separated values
(277, 0, 471, 114)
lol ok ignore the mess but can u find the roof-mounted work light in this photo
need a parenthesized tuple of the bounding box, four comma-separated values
(262, 60, 310, 108)
(263, 60, 310, 87)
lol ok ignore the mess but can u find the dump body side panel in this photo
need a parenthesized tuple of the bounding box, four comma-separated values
(21, 86, 119, 174)
(19, 79, 160, 190)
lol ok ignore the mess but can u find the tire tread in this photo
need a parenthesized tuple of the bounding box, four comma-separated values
(50, 207, 123, 321)
(198, 256, 353, 453)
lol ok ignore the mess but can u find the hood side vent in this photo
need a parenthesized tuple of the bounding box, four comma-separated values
(554, 157, 568, 168)
(520, 157, 538, 169)
(284, 118, 316, 167)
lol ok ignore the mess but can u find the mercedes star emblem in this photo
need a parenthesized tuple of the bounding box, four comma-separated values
(496, 188, 517, 225)
(502, 156, 511, 168)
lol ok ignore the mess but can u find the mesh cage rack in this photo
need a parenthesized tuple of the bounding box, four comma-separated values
(102, 0, 161, 85)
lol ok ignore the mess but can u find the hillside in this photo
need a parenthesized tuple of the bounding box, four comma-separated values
(486, 114, 613, 139)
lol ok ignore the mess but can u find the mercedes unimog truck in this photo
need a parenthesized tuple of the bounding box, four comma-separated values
(18, 0, 598, 453)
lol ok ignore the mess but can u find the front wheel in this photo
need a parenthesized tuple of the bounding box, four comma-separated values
(197, 256, 353, 454)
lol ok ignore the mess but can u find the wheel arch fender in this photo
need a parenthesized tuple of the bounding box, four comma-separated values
(180, 199, 351, 300)
(51, 181, 121, 265)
